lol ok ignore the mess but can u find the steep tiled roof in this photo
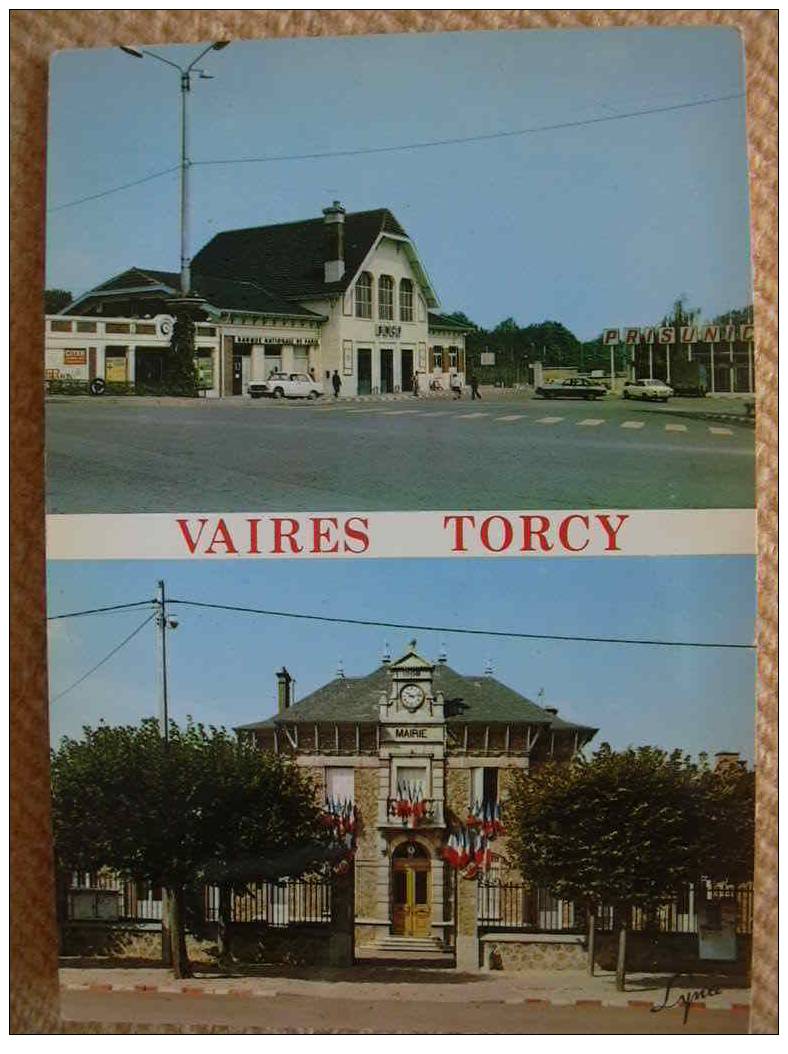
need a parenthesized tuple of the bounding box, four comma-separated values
(85, 267, 323, 320)
(191, 208, 410, 301)
(428, 311, 476, 333)
(237, 663, 595, 734)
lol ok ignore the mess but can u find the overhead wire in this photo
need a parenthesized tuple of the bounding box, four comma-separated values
(48, 600, 156, 621)
(49, 613, 156, 703)
(166, 597, 754, 651)
(46, 92, 743, 213)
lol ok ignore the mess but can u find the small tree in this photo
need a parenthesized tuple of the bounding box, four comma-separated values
(506, 745, 753, 990)
(45, 288, 73, 314)
(165, 312, 199, 395)
(51, 719, 327, 977)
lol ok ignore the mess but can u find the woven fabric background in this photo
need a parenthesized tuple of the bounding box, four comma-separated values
(10, 9, 777, 1035)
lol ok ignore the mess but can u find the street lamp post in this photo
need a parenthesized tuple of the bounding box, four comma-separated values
(120, 41, 229, 295)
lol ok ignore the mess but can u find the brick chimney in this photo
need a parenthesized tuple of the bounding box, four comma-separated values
(323, 200, 346, 283)
(276, 667, 293, 714)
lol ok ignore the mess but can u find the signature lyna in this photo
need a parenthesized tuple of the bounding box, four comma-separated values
(650, 974, 722, 1024)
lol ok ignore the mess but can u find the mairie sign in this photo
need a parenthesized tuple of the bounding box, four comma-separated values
(603, 324, 754, 346)
(381, 725, 443, 742)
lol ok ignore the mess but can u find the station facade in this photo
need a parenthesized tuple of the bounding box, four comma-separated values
(46, 202, 473, 398)
(237, 645, 596, 952)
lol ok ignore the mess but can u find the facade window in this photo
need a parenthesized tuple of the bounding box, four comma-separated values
(399, 278, 414, 321)
(470, 767, 499, 809)
(448, 346, 459, 369)
(326, 766, 354, 804)
(76, 320, 97, 333)
(50, 319, 72, 332)
(378, 275, 394, 320)
(395, 764, 428, 799)
(355, 272, 373, 318)
(432, 346, 444, 371)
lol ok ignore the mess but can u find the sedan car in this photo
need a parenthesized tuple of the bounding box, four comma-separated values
(248, 372, 323, 400)
(622, 378, 674, 402)
(535, 377, 608, 400)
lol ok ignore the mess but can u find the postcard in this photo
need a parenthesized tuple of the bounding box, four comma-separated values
(15, 17, 773, 1035)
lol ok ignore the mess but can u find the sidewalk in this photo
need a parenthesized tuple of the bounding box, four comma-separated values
(60, 963, 750, 1013)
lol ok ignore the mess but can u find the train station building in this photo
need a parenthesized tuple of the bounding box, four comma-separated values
(46, 202, 473, 397)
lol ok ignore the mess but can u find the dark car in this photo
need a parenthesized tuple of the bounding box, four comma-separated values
(535, 377, 608, 400)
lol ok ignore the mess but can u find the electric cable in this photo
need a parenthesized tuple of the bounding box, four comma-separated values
(50, 613, 156, 703)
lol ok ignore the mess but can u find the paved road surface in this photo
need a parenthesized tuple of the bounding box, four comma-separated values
(60, 988, 748, 1033)
(46, 397, 754, 513)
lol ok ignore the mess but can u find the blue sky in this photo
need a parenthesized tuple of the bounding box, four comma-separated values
(46, 27, 752, 338)
(47, 557, 756, 761)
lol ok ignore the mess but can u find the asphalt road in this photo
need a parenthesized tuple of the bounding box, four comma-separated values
(45, 396, 755, 513)
(59, 989, 748, 1034)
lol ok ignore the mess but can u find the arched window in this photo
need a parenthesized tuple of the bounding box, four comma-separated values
(378, 275, 394, 320)
(399, 278, 414, 322)
(355, 272, 372, 318)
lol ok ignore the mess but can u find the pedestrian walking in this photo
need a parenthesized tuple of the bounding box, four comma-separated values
(450, 374, 462, 399)
(332, 370, 342, 399)
(412, 371, 420, 398)
(470, 373, 481, 400)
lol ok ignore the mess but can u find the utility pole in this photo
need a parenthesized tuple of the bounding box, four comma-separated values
(154, 578, 178, 965)
(120, 41, 229, 295)
(155, 580, 170, 742)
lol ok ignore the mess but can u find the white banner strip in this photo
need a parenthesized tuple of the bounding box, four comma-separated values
(46, 509, 756, 560)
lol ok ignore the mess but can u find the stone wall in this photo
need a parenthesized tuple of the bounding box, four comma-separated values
(482, 935, 586, 972)
(227, 923, 334, 966)
(354, 766, 382, 927)
(61, 923, 214, 963)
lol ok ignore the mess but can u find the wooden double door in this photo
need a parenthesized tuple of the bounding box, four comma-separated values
(391, 843, 431, 937)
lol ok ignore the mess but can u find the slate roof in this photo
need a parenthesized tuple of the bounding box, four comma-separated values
(237, 663, 595, 735)
(82, 267, 323, 320)
(428, 311, 476, 333)
(191, 208, 412, 301)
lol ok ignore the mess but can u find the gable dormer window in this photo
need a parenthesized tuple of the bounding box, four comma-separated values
(399, 278, 414, 322)
(355, 272, 373, 319)
(378, 275, 394, 320)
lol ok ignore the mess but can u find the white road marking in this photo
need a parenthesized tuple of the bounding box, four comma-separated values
(378, 409, 422, 415)
(620, 421, 645, 429)
(664, 423, 688, 432)
(420, 411, 452, 417)
(709, 426, 733, 435)
(577, 418, 604, 427)
(536, 416, 564, 424)
(457, 412, 489, 419)
(345, 408, 387, 413)
(496, 414, 527, 421)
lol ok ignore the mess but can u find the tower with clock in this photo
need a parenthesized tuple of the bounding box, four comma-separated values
(377, 642, 446, 829)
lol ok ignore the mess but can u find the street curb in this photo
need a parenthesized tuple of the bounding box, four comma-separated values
(61, 981, 749, 1013)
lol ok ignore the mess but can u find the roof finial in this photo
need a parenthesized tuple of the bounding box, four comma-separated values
(484, 657, 494, 676)
(437, 642, 447, 665)
(336, 658, 345, 679)
(381, 640, 391, 665)
(408, 638, 417, 652)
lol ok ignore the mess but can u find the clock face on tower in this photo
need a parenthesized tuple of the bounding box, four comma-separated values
(400, 683, 425, 711)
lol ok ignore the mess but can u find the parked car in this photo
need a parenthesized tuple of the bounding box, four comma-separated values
(248, 372, 323, 400)
(535, 377, 608, 400)
(622, 378, 674, 403)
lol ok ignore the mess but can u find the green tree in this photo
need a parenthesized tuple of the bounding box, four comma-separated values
(44, 289, 73, 314)
(166, 312, 199, 395)
(445, 310, 477, 329)
(51, 719, 327, 977)
(506, 744, 754, 990)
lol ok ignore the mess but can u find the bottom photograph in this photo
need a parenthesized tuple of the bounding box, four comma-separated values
(47, 557, 755, 1034)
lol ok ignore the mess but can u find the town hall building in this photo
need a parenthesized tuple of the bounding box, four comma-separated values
(46, 202, 473, 397)
(237, 644, 597, 954)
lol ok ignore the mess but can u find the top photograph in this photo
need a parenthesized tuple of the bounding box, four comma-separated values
(44, 27, 755, 514)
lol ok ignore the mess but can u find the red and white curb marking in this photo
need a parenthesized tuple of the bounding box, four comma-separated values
(61, 981, 750, 1012)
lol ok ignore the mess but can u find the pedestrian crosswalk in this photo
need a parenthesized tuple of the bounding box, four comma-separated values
(307, 404, 744, 439)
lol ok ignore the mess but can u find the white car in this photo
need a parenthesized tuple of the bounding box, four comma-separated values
(622, 378, 674, 403)
(248, 372, 323, 400)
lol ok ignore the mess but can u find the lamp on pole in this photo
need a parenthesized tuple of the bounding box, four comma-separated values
(120, 41, 230, 295)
